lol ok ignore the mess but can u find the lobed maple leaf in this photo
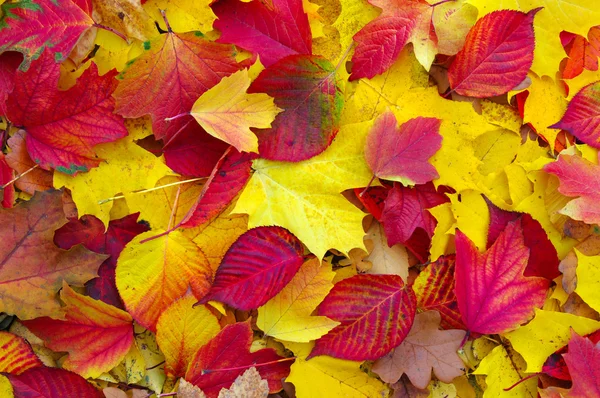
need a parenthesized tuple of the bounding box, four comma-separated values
(544, 153, 600, 225)
(365, 112, 442, 186)
(563, 331, 600, 397)
(213, 0, 312, 67)
(0, 0, 93, 70)
(6, 52, 128, 174)
(0, 190, 105, 320)
(113, 30, 241, 140)
(308, 274, 416, 360)
(455, 220, 549, 335)
(448, 8, 539, 98)
(372, 311, 466, 389)
(349, 0, 434, 80)
(198, 226, 305, 310)
(185, 322, 292, 397)
(561, 31, 600, 80)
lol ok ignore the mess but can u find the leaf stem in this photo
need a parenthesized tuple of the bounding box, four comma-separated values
(160, 9, 173, 33)
(430, 0, 455, 7)
(358, 174, 376, 197)
(201, 357, 296, 374)
(335, 42, 355, 73)
(164, 112, 190, 122)
(92, 23, 128, 42)
(97, 177, 205, 204)
(503, 373, 539, 391)
(1, 164, 39, 189)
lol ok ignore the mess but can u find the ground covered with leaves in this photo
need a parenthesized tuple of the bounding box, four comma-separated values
(1, 0, 600, 397)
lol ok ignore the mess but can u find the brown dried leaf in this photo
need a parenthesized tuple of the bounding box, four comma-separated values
(178, 378, 207, 398)
(218, 367, 269, 398)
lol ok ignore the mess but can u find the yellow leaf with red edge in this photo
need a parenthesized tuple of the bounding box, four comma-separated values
(116, 230, 213, 331)
(257, 258, 339, 342)
(189, 69, 282, 153)
(0, 332, 43, 375)
(22, 282, 134, 379)
(156, 296, 221, 378)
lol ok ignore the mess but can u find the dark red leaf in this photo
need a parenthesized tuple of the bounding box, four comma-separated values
(0, 52, 22, 116)
(7, 367, 103, 398)
(354, 186, 390, 221)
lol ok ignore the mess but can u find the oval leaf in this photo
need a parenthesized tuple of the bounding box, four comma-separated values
(308, 274, 416, 360)
(6, 367, 103, 398)
(455, 220, 549, 335)
(365, 112, 442, 185)
(448, 8, 540, 98)
(551, 80, 600, 149)
(198, 226, 305, 310)
(248, 54, 343, 161)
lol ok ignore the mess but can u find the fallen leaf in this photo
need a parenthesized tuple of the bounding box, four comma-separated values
(363, 220, 410, 281)
(0, 332, 43, 375)
(92, 0, 155, 42)
(218, 367, 269, 398)
(373, 311, 466, 389)
(0, 190, 104, 320)
(551, 81, 600, 148)
(257, 257, 339, 342)
(22, 282, 134, 378)
(198, 226, 304, 310)
(309, 274, 416, 360)
(6, 366, 103, 397)
(563, 330, 600, 398)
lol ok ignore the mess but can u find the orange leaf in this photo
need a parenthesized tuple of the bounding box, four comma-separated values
(23, 282, 134, 379)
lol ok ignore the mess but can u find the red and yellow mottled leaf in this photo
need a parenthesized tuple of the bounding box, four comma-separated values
(6, 366, 102, 398)
(455, 220, 549, 335)
(372, 311, 466, 388)
(448, 9, 539, 98)
(551, 81, 600, 148)
(189, 69, 282, 153)
(563, 330, 600, 397)
(365, 112, 442, 186)
(5, 130, 53, 195)
(0, 190, 105, 320)
(308, 274, 416, 360)
(185, 322, 292, 397)
(257, 258, 339, 342)
(544, 153, 600, 225)
(350, 0, 434, 80)
(6, 52, 127, 174)
(116, 230, 213, 331)
(179, 148, 253, 228)
(413, 255, 464, 330)
(113, 31, 240, 140)
(213, 0, 311, 67)
(22, 282, 134, 379)
(156, 296, 221, 378)
(199, 226, 304, 310)
(0, 332, 42, 375)
(248, 54, 343, 161)
(0, 0, 93, 69)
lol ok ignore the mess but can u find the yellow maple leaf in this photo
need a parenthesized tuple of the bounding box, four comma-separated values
(53, 118, 173, 227)
(473, 344, 537, 398)
(144, 0, 216, 33)
(257, 258, 339, 342)
(116, 230, 212, 330)
(504, 309, 600, 373)
(156, 296, 221, 378)
(233, 120, 373, 258)
(574, 249, 600, 313)
(189, 69, 282, 153)
(467, 0, 600, 78)
(285, 342, 389, 397)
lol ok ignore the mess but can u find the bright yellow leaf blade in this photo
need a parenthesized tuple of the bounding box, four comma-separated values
(504, 309, 600, 373)
(53, 118, 172, 227)
(285, 342, 389, 397)
(257, 258, 339, 342)
(473, 344, 537, 398)
(234, 121, 373, 259)
(156, 296, 221, 378)
(144, 0, 216, 33)
(574, 249, 600, 313)
(116, 230, 212, 331)
(190, 69, 282, 153)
